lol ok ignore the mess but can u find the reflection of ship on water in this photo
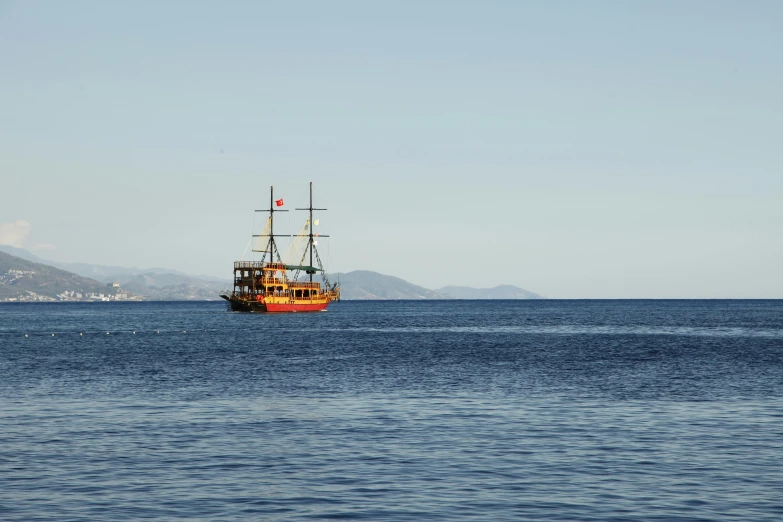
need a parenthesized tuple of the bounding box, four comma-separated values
(220, 182, 339, 313)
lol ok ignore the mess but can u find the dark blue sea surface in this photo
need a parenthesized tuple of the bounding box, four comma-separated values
(1, 300, 782, 521)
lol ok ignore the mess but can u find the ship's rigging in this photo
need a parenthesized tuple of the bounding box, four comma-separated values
(220, 182, 339, 313)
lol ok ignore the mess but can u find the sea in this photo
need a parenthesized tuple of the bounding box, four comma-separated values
(1, 300, 782, 521)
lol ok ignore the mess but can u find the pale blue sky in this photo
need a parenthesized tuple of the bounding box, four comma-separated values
(1, 1, 781, 297)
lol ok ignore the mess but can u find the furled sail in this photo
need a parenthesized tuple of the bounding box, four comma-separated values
(252, 217, 272, 252)
(283, 218, 312, 264)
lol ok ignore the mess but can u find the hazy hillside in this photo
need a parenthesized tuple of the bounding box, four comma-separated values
(120, 273, 226, 301)
(332, 270, 448, 300)
(54, 261, 228, 285)
(0, 247, 543, 301)
(326, 272, 543, 300)
(0, 245, 47, 263)
(437, 285, 544, 299)
(0, 251, 114, 300)
(0, 246, 229, 301)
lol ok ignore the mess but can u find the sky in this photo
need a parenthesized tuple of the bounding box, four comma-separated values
(1, 1, 781, 298)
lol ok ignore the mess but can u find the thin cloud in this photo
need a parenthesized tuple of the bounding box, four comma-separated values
(0, 220, 31, 247)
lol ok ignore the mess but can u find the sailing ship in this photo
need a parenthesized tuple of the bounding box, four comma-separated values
(220, 182, 340, 313)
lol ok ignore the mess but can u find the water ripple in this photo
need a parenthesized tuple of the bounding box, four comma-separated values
(1, 301, 782, 521)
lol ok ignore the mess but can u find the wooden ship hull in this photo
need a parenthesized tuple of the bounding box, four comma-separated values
(220, 183, 339, 314)
(223, 299, 331, 313)
(221, 262, 338, 313)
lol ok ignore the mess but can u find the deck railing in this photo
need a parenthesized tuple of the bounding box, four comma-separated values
(234, 261, 265, 269)
(232, 277, 324, 290)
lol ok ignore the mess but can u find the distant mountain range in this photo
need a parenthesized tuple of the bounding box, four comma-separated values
(330, 271, 543, 300)
(0, 245, 224, 282)
(0, 246, 228, 301)
(331, 270, 445, 300)
(0, 251, 116, 301)
(436, 285, 543, 300)
(0, 246, 543, 301)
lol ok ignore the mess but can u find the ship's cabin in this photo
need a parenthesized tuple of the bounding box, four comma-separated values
(232, 260, 329, 300)
(260, 263, 287, 295)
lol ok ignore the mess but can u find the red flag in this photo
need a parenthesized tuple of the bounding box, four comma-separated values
(275, 199, 284, 207)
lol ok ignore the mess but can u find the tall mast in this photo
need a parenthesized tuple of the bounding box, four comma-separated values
(269, 185, 274, 265)
(296, 181, 328, 283)
(309, 182, 313, 282)
(253, 185, 290, 264)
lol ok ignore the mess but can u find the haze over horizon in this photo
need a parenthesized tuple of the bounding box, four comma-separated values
(2, 1, 781, 298)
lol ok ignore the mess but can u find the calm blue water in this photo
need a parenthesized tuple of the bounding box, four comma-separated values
(1, 300, 782, 521)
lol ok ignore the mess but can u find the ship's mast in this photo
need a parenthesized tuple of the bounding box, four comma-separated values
(308, 183, 314, 281)
(253, 185, 290, 264)
(296, 182, 328, 284)
(269, 185, 274, 265)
